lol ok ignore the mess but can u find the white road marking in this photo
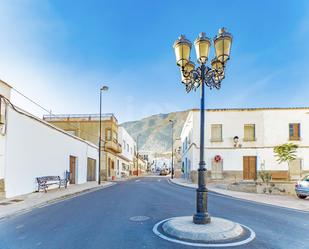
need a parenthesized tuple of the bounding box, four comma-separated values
(135, 179, 141, 182)
(153, 217, 256, 247)
(158, 179, 161, 182)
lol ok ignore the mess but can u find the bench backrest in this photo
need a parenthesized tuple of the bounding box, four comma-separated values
(271, 171, 289, 180)
(37, 176, 60, 182)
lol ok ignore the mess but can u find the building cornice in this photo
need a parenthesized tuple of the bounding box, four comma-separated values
(190, 107, 309, 112)
(0, 80, 12, 89)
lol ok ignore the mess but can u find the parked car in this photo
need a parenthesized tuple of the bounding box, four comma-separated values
(159, 169, 169, 176)
(295, 175, 309, 199)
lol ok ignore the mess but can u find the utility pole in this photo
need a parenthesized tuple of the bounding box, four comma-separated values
(98, 85, 109, 185)
(136, 135, 140, 176)
(169, 120, 174, 179)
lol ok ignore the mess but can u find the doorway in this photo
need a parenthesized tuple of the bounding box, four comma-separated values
(69, 156, 77, 184)
(211, 160, 223, 179)
(243, 156, 257, 180)
(87, 158, 96, 181)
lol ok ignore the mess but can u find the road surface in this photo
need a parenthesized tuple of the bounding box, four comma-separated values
(0, 177, 308, 249)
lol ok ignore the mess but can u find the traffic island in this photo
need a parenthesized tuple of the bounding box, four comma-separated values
(153, 216, 255, 247)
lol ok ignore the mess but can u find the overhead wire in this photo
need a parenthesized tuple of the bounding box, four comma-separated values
(7, 87, 109, 143)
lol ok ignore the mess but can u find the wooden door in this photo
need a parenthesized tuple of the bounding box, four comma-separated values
(87, 158, 96, 181)
(70, 156, 76, 184)
(243, 156, 257, 180)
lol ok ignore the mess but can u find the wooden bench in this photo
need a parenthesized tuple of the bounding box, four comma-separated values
(270, 171, 289, 181)
(36, 174, 68, 193)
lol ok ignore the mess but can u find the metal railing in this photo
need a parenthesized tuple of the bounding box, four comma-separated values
(43, 113, 117, 122)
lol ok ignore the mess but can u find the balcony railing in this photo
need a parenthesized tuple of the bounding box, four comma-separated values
(105, 139, 122, 153)
(43, 113, 118, 123)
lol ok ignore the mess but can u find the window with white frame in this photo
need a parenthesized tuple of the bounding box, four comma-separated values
(211, 124, 222, 142)
(244, 124, 255, 141)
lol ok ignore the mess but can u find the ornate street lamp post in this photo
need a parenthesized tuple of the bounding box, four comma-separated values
(98, 85, 109, 185)
(173, 28, 232, 224)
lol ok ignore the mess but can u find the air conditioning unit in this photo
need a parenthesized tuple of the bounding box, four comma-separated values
(0, 114, 5, 125)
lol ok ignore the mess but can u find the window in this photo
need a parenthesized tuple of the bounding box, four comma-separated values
(123, 140, 126, 148)
(112, 131, 118, 141)
(127, 144, 129, 152)
(244, 124, 255, 141)
(211, 124, 222, 142)
(289, 123, 300, 140)
(106, 129, 112, 141)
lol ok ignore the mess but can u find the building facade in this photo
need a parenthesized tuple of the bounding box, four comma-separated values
(44, 115, 137, 180)
(0, 80, 98, 198)
(181, 108, 309, 182)
(44, 114, 124, 180)
(118, 126, 136, 177)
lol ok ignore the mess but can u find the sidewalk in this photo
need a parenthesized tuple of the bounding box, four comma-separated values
(170, 178, 309, 212)
(0, 181, 115, 220)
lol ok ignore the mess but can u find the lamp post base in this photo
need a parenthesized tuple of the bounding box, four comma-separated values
(193, 168, 211, 224)
(193, 212, 211, 224)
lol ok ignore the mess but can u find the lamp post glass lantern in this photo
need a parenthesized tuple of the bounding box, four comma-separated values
(98, 85, 109, 185)
(173, 28, 232, 224)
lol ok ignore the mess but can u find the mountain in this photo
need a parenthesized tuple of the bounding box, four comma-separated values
(121, 110, 190, 153)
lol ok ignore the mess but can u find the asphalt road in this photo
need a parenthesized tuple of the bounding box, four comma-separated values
(0, 177, 308, 249)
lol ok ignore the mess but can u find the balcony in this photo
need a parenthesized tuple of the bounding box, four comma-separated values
(105, 139, 122, 153)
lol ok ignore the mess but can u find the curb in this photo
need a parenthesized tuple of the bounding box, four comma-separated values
(0, 182, 116, 221)
(168, 179, 309, 214)
(167, 178, 196, 190)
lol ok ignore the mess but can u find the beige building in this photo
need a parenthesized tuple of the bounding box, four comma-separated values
(44, 114, 122, 181)
(135, 156, 147, 175)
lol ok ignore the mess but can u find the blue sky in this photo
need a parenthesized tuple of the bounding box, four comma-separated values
(0, 1, 309, 123)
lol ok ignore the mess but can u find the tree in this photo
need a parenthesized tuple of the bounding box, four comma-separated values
(273, 143, 298, 164)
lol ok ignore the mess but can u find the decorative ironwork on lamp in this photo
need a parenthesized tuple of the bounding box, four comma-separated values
(173, 28, 233, 225)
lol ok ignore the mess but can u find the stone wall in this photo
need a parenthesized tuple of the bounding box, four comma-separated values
(256, 182, 296, 196)
(190, 170, 211, 183)
(174, 170, 182, 178)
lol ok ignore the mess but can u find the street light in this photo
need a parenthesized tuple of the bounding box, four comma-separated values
(136, 134, 140, 176)
(169, 120, 174, 179)
(98, 85, 109, 185)
(173, 28, 232, 224)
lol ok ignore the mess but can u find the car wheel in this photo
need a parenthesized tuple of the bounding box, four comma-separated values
(297, 194, 307, 199)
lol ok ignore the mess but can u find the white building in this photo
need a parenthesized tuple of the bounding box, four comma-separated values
(0, 80, 98, 198)
(181, 108, 309, 182)
(117, 126, 136, 177)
